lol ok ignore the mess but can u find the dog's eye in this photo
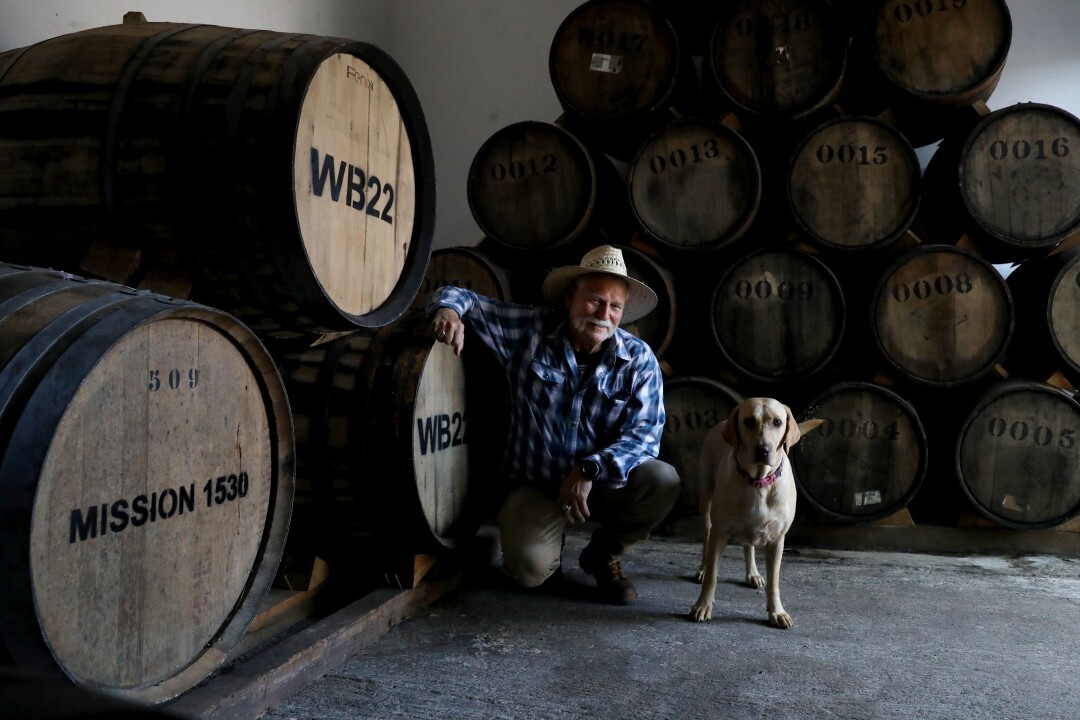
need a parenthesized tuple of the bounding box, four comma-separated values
(743, 417, 755, 429)
(772, 419, 783, 428)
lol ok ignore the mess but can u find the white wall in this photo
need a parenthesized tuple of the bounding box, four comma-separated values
(0, 0, 385, 46)
(2, 1, 1078, 251)
(383, 0, 1080, 250)
(380, 0, 584, 249)
(914, 0, 1080, 166)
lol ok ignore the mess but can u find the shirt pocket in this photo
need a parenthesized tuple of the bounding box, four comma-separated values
(524, 360, 566, 410)
(599, 379, 632, 405)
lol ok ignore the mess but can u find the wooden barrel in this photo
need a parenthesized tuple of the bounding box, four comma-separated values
(662, 1, 729, 55)
(410, 246, 512, 311)
(791, 381, 927, 521)
(710, 247, 846, 382)
(467, 122, 601, 252)
(706, 0, 847, 121)
(617, 245, 677, 358)
(627, 117, 761, 253)
(850, 0, 1011, 145)
(0, 264, 294, 703)
(956, 104, 1080, 259)
(407, 246, 512, 512)
(871, 244, 1012, 386)
(0, 19, 436, 336)
(660, 376, 743, 515)
(956, 380, 1080, 529)
(273, 312, 483, 562)
(866, 0, 1011, 109)
(822, 0, 875, 38)
(548, 0, 696, 160)
(788, 116, 921, 252)
(1004, 247, 1080, 386)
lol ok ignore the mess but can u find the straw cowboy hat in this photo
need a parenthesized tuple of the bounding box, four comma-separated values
(541, 245, 658, 324)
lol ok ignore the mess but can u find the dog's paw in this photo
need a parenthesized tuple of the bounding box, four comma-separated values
(745, 572, 764, 589)
(768, 611, 794, 629)
(689, 601, 713, 622)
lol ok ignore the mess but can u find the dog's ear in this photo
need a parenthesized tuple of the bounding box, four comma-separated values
(782, 405, 802, 450)
(783, 407, 825, 450)
(721, 405, 740, 447)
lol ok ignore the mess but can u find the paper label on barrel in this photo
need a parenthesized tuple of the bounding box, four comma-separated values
(854, 490, 883, 507)
(295, 53, 416, 316)
(29, 320, 273, 688)
(590, 53, 623, 74)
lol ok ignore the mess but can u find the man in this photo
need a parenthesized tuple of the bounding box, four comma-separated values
(427, 244, 680, 604)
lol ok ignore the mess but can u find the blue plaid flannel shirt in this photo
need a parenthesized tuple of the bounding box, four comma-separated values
(427, 286, 665, 490)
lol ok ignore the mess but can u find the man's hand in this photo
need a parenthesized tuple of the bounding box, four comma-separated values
(558, 470, 593, 524)
(431, 307, 465, 356)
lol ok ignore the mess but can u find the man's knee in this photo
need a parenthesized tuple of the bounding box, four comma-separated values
(632, 459, 681, 506)
(497, 486, 565, 588)
(501, 546, 560, 588)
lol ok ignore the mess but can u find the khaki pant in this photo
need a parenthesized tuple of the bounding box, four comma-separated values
(496, 459, 680, 587)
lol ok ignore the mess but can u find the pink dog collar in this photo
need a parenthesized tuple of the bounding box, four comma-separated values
(744, 458, 783, 489)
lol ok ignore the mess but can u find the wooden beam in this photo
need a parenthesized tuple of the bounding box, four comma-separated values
(167, 566, 463, 720)
(787, 523, 1080, 557)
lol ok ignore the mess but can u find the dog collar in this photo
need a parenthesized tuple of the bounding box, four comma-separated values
(742, 458, 784, 489)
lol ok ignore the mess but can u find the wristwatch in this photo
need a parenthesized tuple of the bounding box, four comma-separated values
(578, 458, 602, 482)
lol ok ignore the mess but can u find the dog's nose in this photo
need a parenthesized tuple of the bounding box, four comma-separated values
(755, 445, 771, 463)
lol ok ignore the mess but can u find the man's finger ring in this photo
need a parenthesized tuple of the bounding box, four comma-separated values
(562, 504, 572, 513)
(437, 330, 445, 339)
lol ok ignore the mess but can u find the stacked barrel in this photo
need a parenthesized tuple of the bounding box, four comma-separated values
(0, 14, 457, 704)
(451, 0, 1080, 531)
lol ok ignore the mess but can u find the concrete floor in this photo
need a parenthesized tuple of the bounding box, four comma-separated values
(262, 526, 1080, 720)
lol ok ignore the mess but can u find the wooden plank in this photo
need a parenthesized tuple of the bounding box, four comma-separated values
(873, 508, 915, 527)
(787, 523, 1080, 557)
(167, 566, 463, 720)
(1048, 228, 1080, 256)
(1045, 371, 1076, 393)
(413, 553, 439, 586)
(1059, 516, 1080, 533)
(228, 559, 332, 659)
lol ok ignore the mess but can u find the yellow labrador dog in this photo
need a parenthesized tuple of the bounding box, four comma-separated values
(690, 398, 822, 628)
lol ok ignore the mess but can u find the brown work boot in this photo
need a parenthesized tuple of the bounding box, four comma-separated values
(578, 543, 637, 605)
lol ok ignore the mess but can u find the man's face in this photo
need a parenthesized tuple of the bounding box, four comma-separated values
(566, 273, 628, 353)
